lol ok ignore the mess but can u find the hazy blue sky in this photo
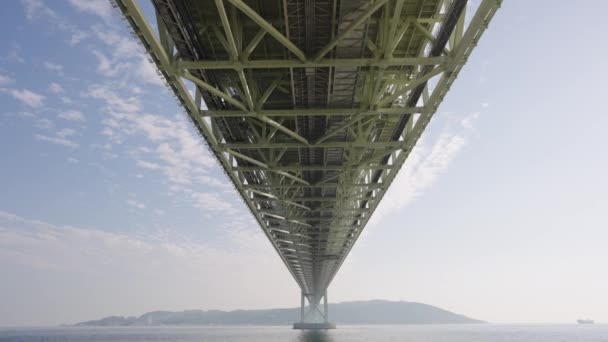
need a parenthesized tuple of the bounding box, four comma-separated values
(1, 0, 607, 327)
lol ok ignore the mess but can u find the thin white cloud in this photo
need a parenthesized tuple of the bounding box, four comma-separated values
(93, 27, 140, 58)
(198, 175, 232, 190)
(67, 0, 112, 19)
(78, 20, 235, 215)
(48, 82, 64, 94)
(87, 85, 234, 214)
(3, 88, 45, 107)
(386, 135, 465, 210)
(92, 50, 122, 77)
(126, 199, 145, 210)
(35, 118, 54, 130)
(68, 30, 89, 45)
(191, 192, 234, 212)
(87, 84, 219, 186)
(21, 0, 58, 21)
(34, 133, 79, 148)
(130, 86, 143, 94)
(1, 48, 25, 64)
(0, 74, 14, 86)
(67, 157, 79, 164)
(86, 84, 141, 113)
(43, 61, 63, 72)
(16, 111, 36, 119)
(58, 110, 84, 122)
(84, 82, 234, 226)
(90, 27, 166, 86)
(101, 127, 114, 137)
(371, 112, 482, 225)
(136, 160, 161, 170)
(461, 111, 480, 130)
(20, 0, 90, 49)
(136, 57, 164, 86)
(57, 128, 76, 138)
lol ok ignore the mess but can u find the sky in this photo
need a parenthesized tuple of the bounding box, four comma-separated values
(1, 0, 607, 327)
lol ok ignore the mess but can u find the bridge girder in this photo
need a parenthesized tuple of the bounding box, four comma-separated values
(113, 0, 501, 301)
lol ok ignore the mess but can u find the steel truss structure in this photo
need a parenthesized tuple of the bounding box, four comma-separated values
(113, 0, 500, 321)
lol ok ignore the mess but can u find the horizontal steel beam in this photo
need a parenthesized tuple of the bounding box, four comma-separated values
(234, 165, 391, 172)
(272, 225, 360, 231)
(261, 209, 370, 214)
(266, 217, 363, 223)
(221, 141, 404, 149)
(253, 196, 374, 202)
(227, 0, 307, 61)
(243, 183, 384, 189)
(313, 0, 389, 61)
(266, 217, 359, 223)
(176, 57, 447, 70)
(225, 148, 311, 185)
(200, 107, 425, 117)
(277, 237, 355, 245)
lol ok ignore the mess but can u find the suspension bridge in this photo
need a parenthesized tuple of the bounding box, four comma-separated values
(113, 0, 500, 329)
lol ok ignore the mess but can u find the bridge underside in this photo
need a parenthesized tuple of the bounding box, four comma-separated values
(114, 0, 500, 325)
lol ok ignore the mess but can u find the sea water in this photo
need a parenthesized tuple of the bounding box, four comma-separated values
(0, 324, 607, 342)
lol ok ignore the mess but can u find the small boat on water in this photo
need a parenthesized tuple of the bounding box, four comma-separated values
(577, 319, 594, 324)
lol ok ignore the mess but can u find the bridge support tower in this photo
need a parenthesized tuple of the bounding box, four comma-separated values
(293, 291, 336, 329)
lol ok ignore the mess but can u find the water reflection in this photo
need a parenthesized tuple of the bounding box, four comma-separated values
(297, 330, 334, 342)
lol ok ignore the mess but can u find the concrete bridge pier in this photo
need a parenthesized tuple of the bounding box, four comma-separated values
(293, 291, 336, 329)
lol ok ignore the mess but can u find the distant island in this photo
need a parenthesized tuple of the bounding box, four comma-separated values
(74, 300, 484, 326)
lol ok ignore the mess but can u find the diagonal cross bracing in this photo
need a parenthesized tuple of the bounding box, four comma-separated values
(114, 0, 501, 305)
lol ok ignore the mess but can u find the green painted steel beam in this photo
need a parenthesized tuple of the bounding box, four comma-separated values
(225, 148, 311, 185)
(243, 28, 266, 58)
(264, 214, 363, 221)
(266, 217, 361, 223)
(214, 0, 238, 59)
(386, 17, 411, 57)
(313, 0, 389, 61)
(262, 209, 370, 214)
(176, 56, 447, 70)
(227, 0, 307, 61)
(200, 106, 425, 117)
(314, 116, 376, 145)
(243, 183, 384, 189)
(221, 141, 405, 149)
(271, 225, 361, 231)
(178, 70, 248, 111)
(253, 196, 375, 202)
(257, 115, 309, 144)
(385, 0, 405, 57)
(378, 65, 446, 107)
(249, 189, 312, 211)
(234, 165, 392, 172)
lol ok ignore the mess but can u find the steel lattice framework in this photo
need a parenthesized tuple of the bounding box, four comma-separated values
(113, 0, 500, 322)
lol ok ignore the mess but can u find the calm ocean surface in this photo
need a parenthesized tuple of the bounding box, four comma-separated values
(0, 325, 607, 342)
